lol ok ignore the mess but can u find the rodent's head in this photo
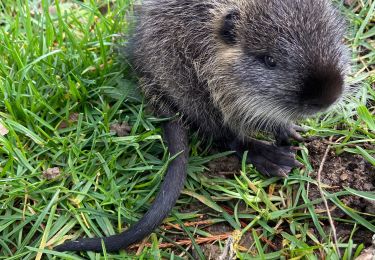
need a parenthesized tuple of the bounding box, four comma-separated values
(209, 0, 350, 137)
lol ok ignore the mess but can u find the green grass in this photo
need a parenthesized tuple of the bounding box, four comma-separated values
(0, 0, 374, 259)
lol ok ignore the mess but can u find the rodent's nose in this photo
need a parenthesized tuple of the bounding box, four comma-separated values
(300, 68, 344, 109)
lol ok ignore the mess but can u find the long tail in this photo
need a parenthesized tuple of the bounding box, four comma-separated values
(54, 120, 188, 252)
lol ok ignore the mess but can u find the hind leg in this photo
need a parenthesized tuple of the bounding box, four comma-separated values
(230, 138, 303, 177)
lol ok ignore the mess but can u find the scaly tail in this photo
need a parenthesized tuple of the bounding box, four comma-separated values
(55, 120, 188, 252)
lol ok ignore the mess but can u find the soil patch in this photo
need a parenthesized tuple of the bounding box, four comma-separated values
(306, 139, 375, 245)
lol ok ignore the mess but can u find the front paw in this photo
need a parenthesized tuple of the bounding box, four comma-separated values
(247, 139, 303, 177)
(275, 124, 306, 146)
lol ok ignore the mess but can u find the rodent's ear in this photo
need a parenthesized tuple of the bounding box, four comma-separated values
(219, 9, 240, 45)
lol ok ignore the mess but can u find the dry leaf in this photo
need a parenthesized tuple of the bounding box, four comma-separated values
(69, 113, 79, 122)
(110, 122, 132, 137)
(43, 167, 61, 180)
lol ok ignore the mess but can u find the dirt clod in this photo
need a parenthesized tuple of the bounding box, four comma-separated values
(340, 172, 349, 181)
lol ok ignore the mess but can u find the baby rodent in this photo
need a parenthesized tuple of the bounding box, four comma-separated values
(55, 0, 350, 252)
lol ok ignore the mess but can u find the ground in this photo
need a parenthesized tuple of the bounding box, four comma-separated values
(0, 0, 374, 259)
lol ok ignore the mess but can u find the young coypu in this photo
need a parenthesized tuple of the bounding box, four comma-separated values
(55, 0, 350, 252)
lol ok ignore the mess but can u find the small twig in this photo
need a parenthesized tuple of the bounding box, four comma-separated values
(260, 236, 278, 251)
(162, 220, 214, 230)
(130, 233, 232, 249)
(316, 136, 341, 258)
(135, 237, 149, 256)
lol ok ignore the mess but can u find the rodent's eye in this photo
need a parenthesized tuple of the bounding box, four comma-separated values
(264, 55, 277, 69)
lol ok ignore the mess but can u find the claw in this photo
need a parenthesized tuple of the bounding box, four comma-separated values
(291, 146, 304, 151)
(276, 168, 288, 178)
(293, 125, 307, 132)
(275, 124, 306, 146)
(289, 129, 304, 142)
